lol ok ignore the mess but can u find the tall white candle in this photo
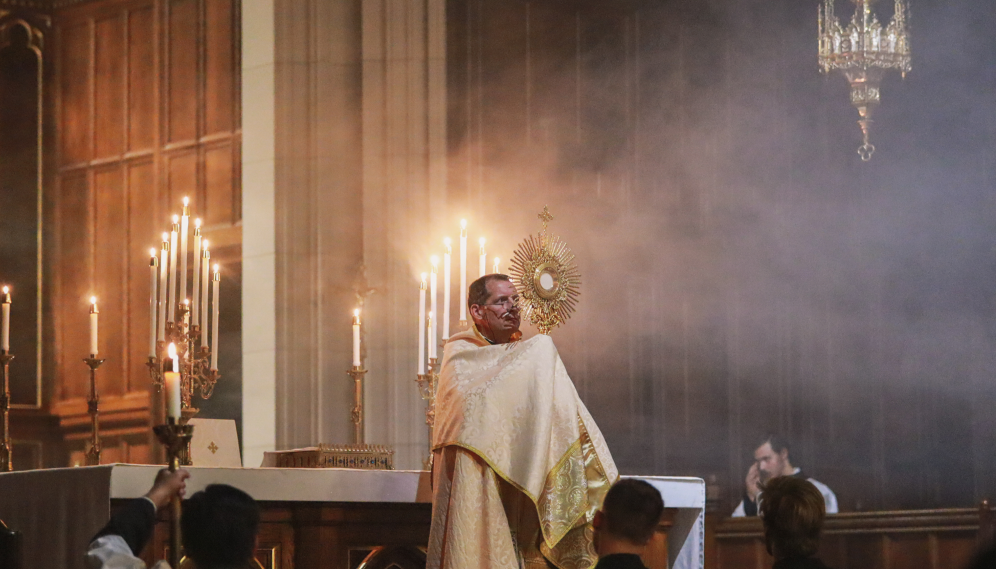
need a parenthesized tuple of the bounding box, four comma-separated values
(191, 220, 202, 326)
(1, 286, 10, 352)
(179, 198, 189, 312)
(149, 250, 158, 358)
(418, 275, 426, 375)
(427, 312, 433, 362)
(165, 342, 181, 419)
(210, 265, 220, 369)
(493, 257, 500, 274)
(443, 239, 452, 340)
(429, 257, 438, 360)
(479, 237, 486, 277)
(459, 220, 468, 323)
(200, 245, 210, 347)
(352, 309, 361, 367)
(168, 216, 179, 323)
(89, 297, 99, 356)
(158, 236, 169, 341)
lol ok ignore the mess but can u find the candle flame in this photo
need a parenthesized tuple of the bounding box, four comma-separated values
(354, 308, 360, 317)
(2, 286, 8, 294)
(149, 248, 156, 257)
(444, 237, 451, 247)
(479, 237, 486, 246)
(202, 239, 209, 249)
(168, 343, 177, 359)
(214, 264, 219, 273)
(195, 218, 202, 228)
(90, 296, 97, 305)
(172, 214, 179, 223)
(460, 219, 467, 229)
(182, 196, 189, 206)
(183, 298, 189, 306)
(162, 232, 169, 242)
(420, 272, 427, 283)
(430, 255, 439, 267)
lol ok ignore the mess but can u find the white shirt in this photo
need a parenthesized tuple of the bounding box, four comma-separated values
(731, 467, 839, 517)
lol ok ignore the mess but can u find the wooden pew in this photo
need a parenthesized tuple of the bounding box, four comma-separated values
(706, 504, 995, 569)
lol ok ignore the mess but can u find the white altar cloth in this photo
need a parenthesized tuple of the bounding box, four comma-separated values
(0, 465, 703, 569)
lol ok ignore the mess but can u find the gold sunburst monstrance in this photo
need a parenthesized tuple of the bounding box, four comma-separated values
(819, 0, 911, 161)
(509, 207, 581, 335)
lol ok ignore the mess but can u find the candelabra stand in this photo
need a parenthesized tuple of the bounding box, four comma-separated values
(347, 366, 367, 444)
(0, 351, 13, 472)
(83, 356, 106, 466)
(153, 419, 194, 569)
(416, 357, 439, 469)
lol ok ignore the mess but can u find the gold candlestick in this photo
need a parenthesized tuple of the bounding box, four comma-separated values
(83, 356, 106, 466)
(153, 418, 194, 569)
(415, 357, 440, 469)
(0, 352, 13, 472)
(347, 366, 367, 444)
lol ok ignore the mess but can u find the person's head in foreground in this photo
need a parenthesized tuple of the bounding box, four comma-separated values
(468, 274, 522, 344)
(592, 479, 665, 558)
(759, 476, 825, 561)
(181, 484, 260, 569)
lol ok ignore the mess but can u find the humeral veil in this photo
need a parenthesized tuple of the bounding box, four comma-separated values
(427, 325, 618, 568)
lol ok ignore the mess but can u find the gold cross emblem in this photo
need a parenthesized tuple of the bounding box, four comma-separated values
(208, 441, 218, 454)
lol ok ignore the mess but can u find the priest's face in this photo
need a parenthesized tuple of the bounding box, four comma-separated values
(754, 442, 792, 483)
(471, 278, 521, 344)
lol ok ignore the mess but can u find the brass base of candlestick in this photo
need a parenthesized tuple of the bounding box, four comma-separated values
(416, 358, 440, 470)
(0, 352, 14, 472)
(347, 366, 367, 445)
(153, 419, 195, 569)
(83, 356, 106, 466)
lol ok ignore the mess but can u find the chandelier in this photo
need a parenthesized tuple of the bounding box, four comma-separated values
(819, 0, 911, 161)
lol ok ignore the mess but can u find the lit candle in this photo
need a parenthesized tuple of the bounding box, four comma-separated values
(191, 219, 202, 327)
(210, 265, 220, 369)
(352, 309, 361, 367)
(1, 286, 10, 352)
(200, 244, 210, 347)
(179, 198, 190, 313)
(459, 220, 468, 323)
(429, 257, 438, 360)
(158, 235, 169, 341)
(165, 343, 181, 419)
(168, 216, 179, 323)
(149, 249, 158, 358)
(493, 256, 500, 274)
(418, 274, 426, 375)
(443, 238, 452, 341)
(479, 237, 486, 277)
(89, 297, 99, 356)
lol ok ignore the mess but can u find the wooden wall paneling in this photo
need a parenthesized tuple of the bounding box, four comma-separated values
(127, 159, 155, 393)
(57, 172, 91, 401)
(203, 0, 233, 135)
(59, 21, 90, 166)
(94, 13, 125, 159)
(94, 165, 128, 394)
(203, 141, 232, 225)
(127, 4, 156, 152)
(166, 0, 199, 144)
(166, 148, 197, 209)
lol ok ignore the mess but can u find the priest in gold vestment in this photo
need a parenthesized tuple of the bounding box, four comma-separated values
(427, 274, 618, 569)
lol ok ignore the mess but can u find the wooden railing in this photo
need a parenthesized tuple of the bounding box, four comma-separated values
(706, 502, 995, 569)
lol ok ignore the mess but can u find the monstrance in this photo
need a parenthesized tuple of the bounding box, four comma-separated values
(509, 206, 581, 334)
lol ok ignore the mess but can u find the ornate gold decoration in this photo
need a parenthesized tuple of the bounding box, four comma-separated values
(416, 357, 439, 469)
(347, 365, 367, 444)
(270, 444, 395, 470)
(509, 206, 581, 334)
(819, 0, 911, 161)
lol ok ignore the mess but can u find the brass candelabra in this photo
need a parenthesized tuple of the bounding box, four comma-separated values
(83, 356, 106, 466)
(0, 351, 13, 472)
(153, 418, 194, 569)
(347, 365, 367, 444)
(415, 357, 439, 469)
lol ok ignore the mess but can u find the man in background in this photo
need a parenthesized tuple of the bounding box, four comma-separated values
(733, 435, 837, 517)
(592, 479, 665, 569)
(759, 477, 833, 569)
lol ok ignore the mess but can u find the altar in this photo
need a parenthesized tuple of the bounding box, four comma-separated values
(0, 464, 704, 569)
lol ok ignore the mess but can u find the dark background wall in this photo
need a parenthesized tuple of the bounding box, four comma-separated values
(447, 0, 996, 512)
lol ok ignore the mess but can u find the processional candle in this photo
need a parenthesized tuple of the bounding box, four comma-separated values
(168, 216, 179, 323)
(200, 244, 210, 347)
(192, 219, 202, 327)
(211, 265, 220, 370)
(352, 309, 361, 367)
(418, 274, 426, 375)
(429, 257, 438, 360)
(149, 250, 158, 358)
(459, 220, 468, 323)
(158, 236, 169, 341)
(479, 238, 486, 277)
(89, 297, 99, 357)
(179, 198, 189, 312)
(165, 343, 181, 419)
(1, 286, 10, 352)
(443, 239, 451, 341)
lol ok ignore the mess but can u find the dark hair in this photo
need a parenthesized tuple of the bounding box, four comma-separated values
(467, 274, 511, 310)
(601, 479, 665, 545)
(758, 434, 791, 455)
(181, 484, 260, 568)
(759, 477, 825, 558)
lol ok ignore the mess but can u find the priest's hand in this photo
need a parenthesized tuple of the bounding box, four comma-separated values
(745, 463, 762, 502)
(144, 468, 191, 511)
